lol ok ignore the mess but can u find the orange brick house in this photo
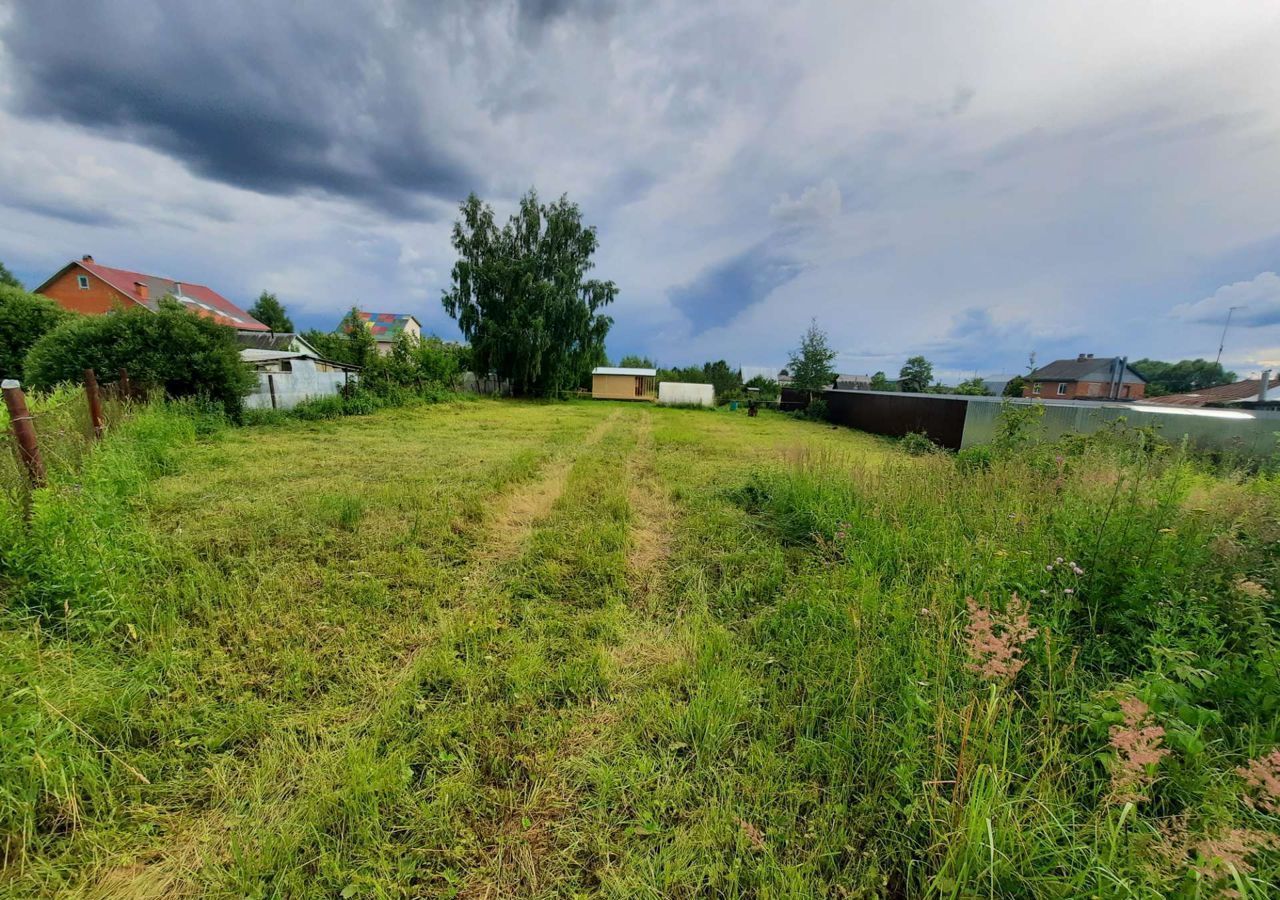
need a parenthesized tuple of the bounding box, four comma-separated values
(1024, 354, 1146, 400)
(35, 255, 269, 332)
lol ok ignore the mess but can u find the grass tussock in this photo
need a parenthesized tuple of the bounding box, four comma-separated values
(0, 400, 1276, 897)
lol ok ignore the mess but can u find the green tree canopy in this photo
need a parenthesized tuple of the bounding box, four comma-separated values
(1003, 374, 1028, 397)
(248, 291, 294, 332)
(953, 375, 991, 396)
(869, 371, 893, 391)
(302, 307, 377, 368)
(787, 320, 838, 393)
(442, 190, 616, 397)
(1131, 358, 1236, 397)
(744, 374, 779, 400)
(0, 260, 23, 290)
(24, 299, 254, 414)
(898, 355, 933, 393)
(618, 354, 655, 368)
(0, 284, 67, 381)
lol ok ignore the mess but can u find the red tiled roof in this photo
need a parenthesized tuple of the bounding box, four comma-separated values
(1143, 378, 1280, 407)
(73, 259, 269, 331)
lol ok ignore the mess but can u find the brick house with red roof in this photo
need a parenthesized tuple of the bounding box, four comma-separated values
(35, 255, 269, 332)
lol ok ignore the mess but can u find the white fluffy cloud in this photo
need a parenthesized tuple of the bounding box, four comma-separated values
(1173, 272, 1280, 328)
(1, 1, 1279, 376)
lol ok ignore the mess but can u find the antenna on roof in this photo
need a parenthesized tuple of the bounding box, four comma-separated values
(1216, 305, 1246, 365)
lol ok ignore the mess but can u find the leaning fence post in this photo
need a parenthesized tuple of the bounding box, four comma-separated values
(2, 379, 46, 488)
(84, 368, 105, 439)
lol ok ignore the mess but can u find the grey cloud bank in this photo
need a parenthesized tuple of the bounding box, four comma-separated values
(2, 1, 1279, 378)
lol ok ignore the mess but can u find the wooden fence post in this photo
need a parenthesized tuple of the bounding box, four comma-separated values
(84, 368, 105, 439)
(118, 368, 132, 401)
(2, 379, 46, 488)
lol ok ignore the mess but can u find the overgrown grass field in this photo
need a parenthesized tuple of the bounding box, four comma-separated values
(1, 400, 1278, 897)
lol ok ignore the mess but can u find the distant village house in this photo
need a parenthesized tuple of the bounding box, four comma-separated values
(36, 256, 269, 332)
(348, 311, 421, 355)
(1024, 354, 1146, 400)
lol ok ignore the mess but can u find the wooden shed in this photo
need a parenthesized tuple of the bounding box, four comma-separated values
(591, 366, 657, 401)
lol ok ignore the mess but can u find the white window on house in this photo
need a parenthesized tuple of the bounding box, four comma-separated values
(77, 275, 89, 289)
(1056, 382, 1068, 395)
(1032, 383, 1042, 395)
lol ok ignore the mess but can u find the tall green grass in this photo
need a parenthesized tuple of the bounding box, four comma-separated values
(599, 428, 1280, 896)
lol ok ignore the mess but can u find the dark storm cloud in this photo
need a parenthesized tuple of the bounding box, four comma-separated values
(669, 243, 803, 334)
(1, 1, 488, 218)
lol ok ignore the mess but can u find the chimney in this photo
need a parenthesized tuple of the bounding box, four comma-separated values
(173, 281, 183, 297)
(82, 254, 94, 264)
(1260, 369, 1272, 403)
(134, 281, 149, 301)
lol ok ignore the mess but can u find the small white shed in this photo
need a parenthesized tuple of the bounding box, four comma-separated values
(658, 382, 715, 407)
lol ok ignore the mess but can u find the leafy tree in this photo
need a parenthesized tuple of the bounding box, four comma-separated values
(744, 374, 779, 400)
(361, 332, 466, 396)
(24, 299, 254, 414)
(618, 354, 655, 368)
(1131, 358, 1236, 397)
(0, 260, 23, 289)
(702, 360, 743, 399)
(953, 376, 991, 396)
(305, 307, 377, 367)
(869, 371, 893, 391)
(0, 285, 67, 381)
(442, 190, 616, 397)
(898, 355, 933, 393)
(1003, 374, 1028, 397)
(248, 290, 294, 332)
(787, 319, 838, 393)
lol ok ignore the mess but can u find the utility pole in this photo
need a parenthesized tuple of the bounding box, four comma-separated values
(1216, 305, 1246, 365)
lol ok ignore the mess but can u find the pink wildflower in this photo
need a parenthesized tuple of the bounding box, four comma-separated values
(1108, 697, 1170, 803)
(1237, 747, 1280, 813)
(964, 593, 1038, 680)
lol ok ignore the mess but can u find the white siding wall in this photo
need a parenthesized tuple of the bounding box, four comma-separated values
(244, 359, 354, 410)
(658, 382, 715, 407)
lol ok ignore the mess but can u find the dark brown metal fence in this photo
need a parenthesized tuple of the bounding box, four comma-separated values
(823, 390, 970, 449)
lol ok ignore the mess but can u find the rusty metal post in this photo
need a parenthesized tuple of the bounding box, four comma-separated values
(84, 368, 106, 439)
(2, 380, 46, 488)
(118, 368, 132, 401)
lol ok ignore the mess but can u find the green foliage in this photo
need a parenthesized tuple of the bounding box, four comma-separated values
(744, 374, 779, 400)
(23, 301, 254, 414)
(618, 354, 654, 368)
(953, 375, 991, 396)
(955, 443, 993, 471)
(1132, 358, 1236, 396)
(0, 259, 23, 289)
(991, 398, 1045, 454)
(898, 355, 933, 393)
(899, 430, 938, 454)
(1003, 374, 1028, 397)
(300, 307, 378, 368)
(361, 333, 466, 396)
(442, 190, 616, 397)
(787, 319, 837, 392)
(0, 284, 67, 381)
(869, 371, 893, 390)
(657, 360, 744, 402)
(247, 291, 294, 332)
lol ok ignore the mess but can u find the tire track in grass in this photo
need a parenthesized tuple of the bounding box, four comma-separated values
(89, 409, 623, 898)
(458, 410, 694, 898)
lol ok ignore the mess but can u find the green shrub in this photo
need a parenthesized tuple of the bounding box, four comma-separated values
(0, 285, 67, 381)
(23, 301, 254, 415)
(955, 444, 993, 471)
(899, 430, 937, 455)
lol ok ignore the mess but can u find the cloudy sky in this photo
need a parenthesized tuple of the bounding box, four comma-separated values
(2, 1, 1279, 380)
